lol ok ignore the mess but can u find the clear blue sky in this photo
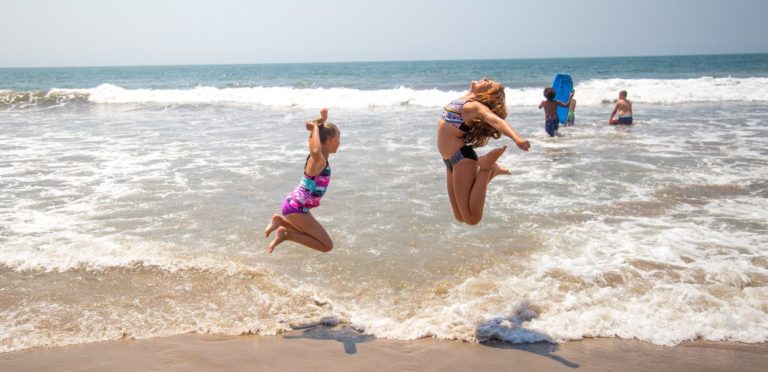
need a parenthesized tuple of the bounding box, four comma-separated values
(1, 0, 767, 67)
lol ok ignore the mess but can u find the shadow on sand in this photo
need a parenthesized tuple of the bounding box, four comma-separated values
(284, 324, 376, 355)
(476, 315, 579, 369)
(284, 315, 577, 367)
(481, 340, 579, 369)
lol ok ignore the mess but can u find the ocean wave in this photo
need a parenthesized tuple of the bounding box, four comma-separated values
(512, 76, 768, 105)
(2, 252, 765, 353)
(74, 84, 458, 108)
(3, 76, 768, 109)
(0, 89, 89, 108)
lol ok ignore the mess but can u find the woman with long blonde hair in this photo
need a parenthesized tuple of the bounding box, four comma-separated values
(438, 78, 530, 225)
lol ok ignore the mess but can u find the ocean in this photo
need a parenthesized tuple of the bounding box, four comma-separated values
(1, 54, 767, 352)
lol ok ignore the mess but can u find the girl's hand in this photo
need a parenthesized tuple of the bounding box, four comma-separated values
(514, 137, 531, 151)
(306, 120, 318, 131)
(320, 108, 328, 123)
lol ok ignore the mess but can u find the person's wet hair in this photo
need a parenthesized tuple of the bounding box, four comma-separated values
(544, 87, 556, 100)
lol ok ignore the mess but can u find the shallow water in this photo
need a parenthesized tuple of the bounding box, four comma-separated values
(1, 57, 768, 351)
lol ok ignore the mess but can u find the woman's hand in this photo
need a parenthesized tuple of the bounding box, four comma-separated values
(306, 120, 318, 131)
(514, 137, 530, 151)
(320, 108, 328, 123)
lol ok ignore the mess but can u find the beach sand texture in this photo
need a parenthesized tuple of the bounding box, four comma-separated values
(1, 327, 767, 372)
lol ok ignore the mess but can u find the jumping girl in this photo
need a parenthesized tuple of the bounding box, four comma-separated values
(264, 108, 340, 252)
(438, 78, 530, 225)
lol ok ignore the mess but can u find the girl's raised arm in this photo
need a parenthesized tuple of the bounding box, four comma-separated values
(466, 102, 530, 151)
(304, 108, 329, 175)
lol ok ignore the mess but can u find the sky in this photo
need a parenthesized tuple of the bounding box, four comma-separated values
(1, 0, 767, 67)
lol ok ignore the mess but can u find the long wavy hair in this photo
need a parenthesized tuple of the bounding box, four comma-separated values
(463, 82, 507, 148)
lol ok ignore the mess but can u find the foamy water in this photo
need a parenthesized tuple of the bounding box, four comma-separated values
(4, 76, 768, 110)
(1, 58, 768, 352)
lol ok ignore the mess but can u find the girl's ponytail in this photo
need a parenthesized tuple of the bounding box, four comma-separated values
(308, 117, 338, 143)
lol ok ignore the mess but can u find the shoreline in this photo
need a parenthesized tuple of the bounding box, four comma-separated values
(2, 327, 766, 372)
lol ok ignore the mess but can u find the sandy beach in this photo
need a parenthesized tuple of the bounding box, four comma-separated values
(1, 326, 766, 372)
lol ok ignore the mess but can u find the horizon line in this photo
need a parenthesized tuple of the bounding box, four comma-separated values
(1, 52, 766, 70)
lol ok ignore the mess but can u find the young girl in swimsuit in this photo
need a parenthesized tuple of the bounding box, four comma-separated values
(438, 78, 530, 225)
(264, 108, 340, 253)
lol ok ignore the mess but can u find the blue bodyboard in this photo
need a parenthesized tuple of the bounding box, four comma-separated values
(552, 74, 573, 125)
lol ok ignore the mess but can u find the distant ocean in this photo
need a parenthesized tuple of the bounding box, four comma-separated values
(1, 54, 767, 352)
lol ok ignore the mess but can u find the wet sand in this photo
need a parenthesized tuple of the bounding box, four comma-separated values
(1, 326, 766, 372)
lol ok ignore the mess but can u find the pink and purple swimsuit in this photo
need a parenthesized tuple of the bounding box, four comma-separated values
(281, 157, 332, 216)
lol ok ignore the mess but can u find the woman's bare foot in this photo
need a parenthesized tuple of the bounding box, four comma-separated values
(490, 163, 511, 180)
(478, 145, 508, 170)
(268, 226, 288, 253)
(264, 214, 282, 237)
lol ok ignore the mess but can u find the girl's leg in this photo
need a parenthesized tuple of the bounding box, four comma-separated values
(446, 170, 464, 222)
(265, 213, 303, 237)
(269, 212, 333, 253)
(452, 146, 507, 225)
(264, 214, 283, 237)
(491, 162, 511, 180)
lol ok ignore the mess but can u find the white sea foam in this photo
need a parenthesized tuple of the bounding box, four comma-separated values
(40, 76, 768, 109)
(69, 84, 459, 108)
(509, 76, 768, 106)
(339, 209, 768, 346)
(0, 267, 332, 353)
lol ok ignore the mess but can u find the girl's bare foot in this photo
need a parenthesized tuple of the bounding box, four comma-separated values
(264, 214, 282, 237)
(478, 145, 507, 170)
(268, 226, 288, 253)
(490, 163, 511, 180)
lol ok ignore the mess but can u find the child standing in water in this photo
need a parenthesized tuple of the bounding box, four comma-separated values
(539, 87, 574, 136)
(264, 108, 340, 253)
(565, 96, 577, 126)
(609, 90, 633, 124)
